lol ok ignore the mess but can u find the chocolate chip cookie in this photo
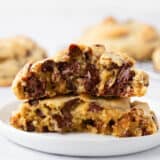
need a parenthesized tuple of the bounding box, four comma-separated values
(152, 47, 160, 71)
(0, 36, 47, 86)
(79, 17, 160, 61)
(12, 44, 149, 100)
(10, 95, 158, 137)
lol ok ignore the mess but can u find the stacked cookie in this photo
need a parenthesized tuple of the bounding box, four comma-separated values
(0, 36, 47, 86)
(10, 44, 158, 137)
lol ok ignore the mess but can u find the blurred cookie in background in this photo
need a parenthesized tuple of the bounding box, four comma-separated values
(0, 36, 47, 86)
(152, 47, 160, 71)
(79, 17, 160, 61)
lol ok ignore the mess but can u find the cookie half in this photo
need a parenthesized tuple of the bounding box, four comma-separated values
(10, 95, 158, 137)
(12, 44, 149, 99)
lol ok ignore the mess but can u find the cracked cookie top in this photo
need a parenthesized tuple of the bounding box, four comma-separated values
(12, 44, 148, 100)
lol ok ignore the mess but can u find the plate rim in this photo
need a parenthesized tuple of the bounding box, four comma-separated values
(0, 100, 160, 156)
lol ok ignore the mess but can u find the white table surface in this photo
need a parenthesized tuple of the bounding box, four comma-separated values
(1, 0, 160, 159)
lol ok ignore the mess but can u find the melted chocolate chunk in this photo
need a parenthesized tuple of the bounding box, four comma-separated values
(68, 44, 82, 57)
(23, 72, 46, 98)
(61, 98, 80, 121)
(117, 65, 134, 85)
(108, 119, 115, 126)
(42, 126, 49, 132)
(107, 62, 119, 70)
(124, 130, 133, 137)
(57, 61, 80, 77)
(88, 102, 103, 112)
(25, 50, 32, 57)
(41, 60, 54, 72)
(28, 99, 39, 106)
(26, 121, 35, 131)
(35, 109, 45, 118)
(82, 119, 95, 126)
(104, 63, 135, 96)
(152, 114, 159, 129)
(27, 63, 32, 72)
(53, 114, 65, 129)
(142, 128, 152, 136)
(84, 48, 92, 61)
(57, 62, 68, 73)
(84, 64, 100, 94)
(66, 80, 76, 91)
(53, 99, 80, 129)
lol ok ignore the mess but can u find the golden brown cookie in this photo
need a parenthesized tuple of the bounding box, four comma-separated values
(79, 17, 160, 61)
(10, 95, 158, 137)
(0, 36, 47, 86)
(152, 47, 160, 71)
(12, 44, 149, 100)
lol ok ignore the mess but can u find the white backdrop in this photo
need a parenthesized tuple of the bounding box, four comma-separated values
(0, 0, 159, 55)
(0, 1, 160, 159)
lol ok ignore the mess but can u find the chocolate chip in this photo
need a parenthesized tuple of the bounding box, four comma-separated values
(95, 44, 104, 47)
(145, 82, 149, 87)
(23, 72, 46, 98)
(124, 130, 132, 137)
(25, 50, 32, 57)
(26, 121, 35, 131)
(142, 127, 153, 136)
(117, 65, 135, 85)
(88, 102, 103, 112)
(84, 64, 100, 94)
(104, 63, 135, 96)
(28, 99, 39, 106)
(107, 62, 119, 70)
(82, 119, 95, 126)
(42, 126, 49, 132)
(57, 61, 80, 77)
(61, 98, 80, 119)
(14, 54, 18, 60)
(41, 60, 54, 72)
(108, 119, 115, 126)
(68, 44, 82, 57)
(43, 104, 51, 111)
(27, 64, 32, 72)
(42, 52, 47, 59)
(61, 99, 80, 127)
(131, 116, 136, 122)
(57, 62, 68, 73)
(52, 99, 80, 130)
(84, 48, 92, 61)
(66, 80, 76, 91)
(35, 109, 45, 118)
(53, 114, 65, 128)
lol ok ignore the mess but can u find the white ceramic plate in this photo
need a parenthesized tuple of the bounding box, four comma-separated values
(0, 100, 160, 157)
